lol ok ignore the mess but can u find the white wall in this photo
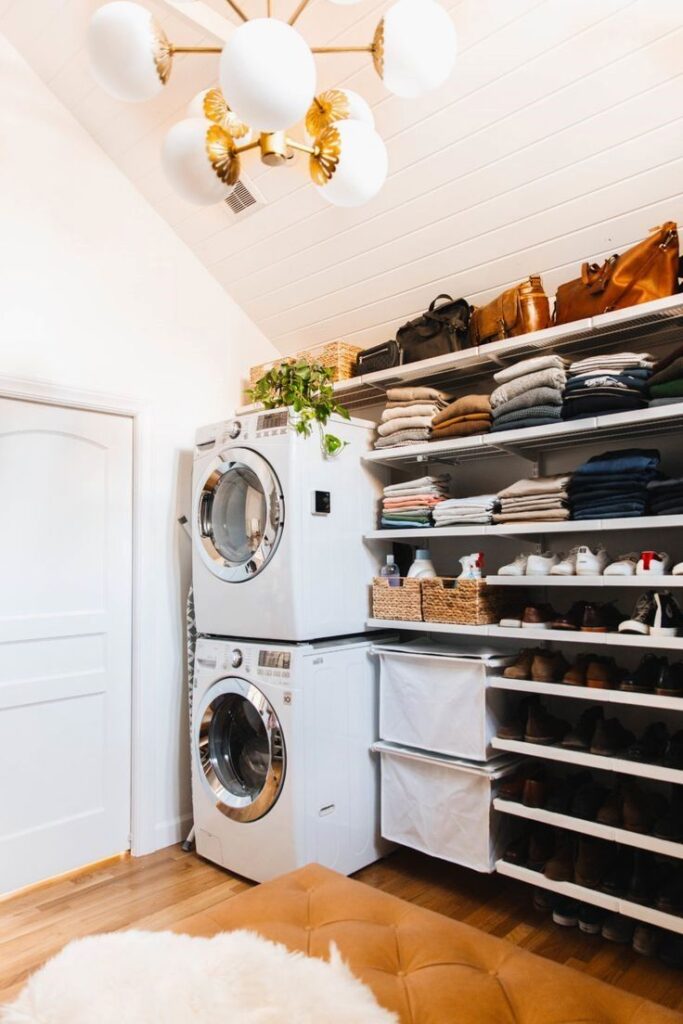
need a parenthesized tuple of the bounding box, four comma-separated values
(0, 34, 280, 852)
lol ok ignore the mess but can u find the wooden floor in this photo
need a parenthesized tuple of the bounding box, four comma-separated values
(1, 845, 681, 1011)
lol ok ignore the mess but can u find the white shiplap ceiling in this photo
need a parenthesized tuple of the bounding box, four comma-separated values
(2, 0, 682, 355)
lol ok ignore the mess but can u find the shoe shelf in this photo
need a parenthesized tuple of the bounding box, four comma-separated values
(489, 676, 683, 711)
(486, 576, 683, 588)
(366, 618, 683, 652)
(365, 404, 683, 468)
(494, 799, 683, 862)
(491, 737, 683, 786)
(365, 515, 683, 542)
(496, 860, 683, 936)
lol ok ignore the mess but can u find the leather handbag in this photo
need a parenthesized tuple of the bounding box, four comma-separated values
(469, 275, 550, 346)
(396, 295, 472, 365)
(355, 339, 402, 375)
(554, 222, 679, 325)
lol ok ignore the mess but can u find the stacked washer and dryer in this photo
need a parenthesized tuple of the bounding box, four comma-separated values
(190, 409, 391, 882)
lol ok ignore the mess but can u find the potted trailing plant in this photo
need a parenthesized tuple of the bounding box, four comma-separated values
(248, 359, 351, 457)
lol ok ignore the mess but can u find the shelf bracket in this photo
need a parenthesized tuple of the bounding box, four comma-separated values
(488, 440, 540, 464)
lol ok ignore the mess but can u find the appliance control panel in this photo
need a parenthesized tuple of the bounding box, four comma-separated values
(255, 648, 292, 681)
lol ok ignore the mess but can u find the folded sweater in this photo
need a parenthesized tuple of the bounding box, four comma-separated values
(433, 393, 492, 424)
(491, 387, 563, 419)
(493, 354, 568, 385)
(490, 367, 567, 409)
(374, 428, 430, 448)
(386, 387, 451, 403)
(377, 415, 434, 437)
(381, 403, 441, 422)
(498, 474, 572, 499)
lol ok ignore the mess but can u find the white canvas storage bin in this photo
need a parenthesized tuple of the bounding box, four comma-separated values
(373, 742, 516, 873)
(375, 641, 512, 762)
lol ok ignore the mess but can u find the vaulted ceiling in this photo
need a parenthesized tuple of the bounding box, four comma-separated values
(2, 0, 682, 355)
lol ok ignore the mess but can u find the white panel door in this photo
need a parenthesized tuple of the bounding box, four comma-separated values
(0, 397, 133, 895)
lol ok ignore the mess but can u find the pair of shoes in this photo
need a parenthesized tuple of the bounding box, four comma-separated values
(595, 780, 666, 834)
(550, 546, 609, 576)
(619, 654, 683, 696)
(498, 552, 560, 577)
(502, 648, 569, 683)
(560, 706, 635, 756)
(605, 551, 673, 576)
(623, 723, 683, 768)
(507, 601, 625, 632)
(562, 654, 625, 689)
(548, 898, 607, 934)
(496, 698, 569, 745)
(619, 590, 683, 636)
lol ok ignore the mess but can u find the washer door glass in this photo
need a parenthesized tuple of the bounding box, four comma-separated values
(197, 448, 283, 583)
(197, 679, 285, 823)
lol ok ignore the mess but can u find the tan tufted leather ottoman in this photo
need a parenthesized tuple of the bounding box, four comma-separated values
(175, 863, 682, 1023)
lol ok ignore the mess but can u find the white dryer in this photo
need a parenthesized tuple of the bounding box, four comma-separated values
(191, 410, 384, 641)
(191, 635, 390, 882)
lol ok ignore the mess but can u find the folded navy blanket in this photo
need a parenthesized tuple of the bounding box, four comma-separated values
(571, 449, 660, 477)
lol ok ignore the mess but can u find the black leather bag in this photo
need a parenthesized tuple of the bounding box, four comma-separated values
(355, 339, 402, 375)
(396, 295, 472, 365)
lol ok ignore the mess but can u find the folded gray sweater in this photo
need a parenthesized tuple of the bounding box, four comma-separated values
(490, 367, 567, 409)
(491, 386, 564, 419)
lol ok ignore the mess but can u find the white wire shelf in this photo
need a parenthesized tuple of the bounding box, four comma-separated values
(365, 403, 683, 467)
(486, 575, 683, 588)
(496, 860, 683, 936)
(489, 676, 683, 711)
(493, 799, 683, 861)
(366, 619, 683, 651)
(365, 515, 683, 541)
(491, 737, 683, 786)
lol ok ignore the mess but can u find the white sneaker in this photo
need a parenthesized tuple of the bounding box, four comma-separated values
(551, 548, 578, 576)
(575, 546, 609, 576)
(603, 553, 638, 577)
(674, 563, 683, 576)
(636, 551, 671, 576)
(525, 551, 559, 576)
(499, 554, 528, 576)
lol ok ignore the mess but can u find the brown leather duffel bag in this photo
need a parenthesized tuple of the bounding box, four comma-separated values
(554, 222, 679, 325)
(469, 275, 550, 346)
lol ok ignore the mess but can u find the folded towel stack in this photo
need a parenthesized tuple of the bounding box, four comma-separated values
(562, 352, 654, 420)
(380, 475, 451, 528)
(490, 355, 568, 433)
(430, 394, 492, 440)
(374, 387, 453, 449)
(646, 477, 683, 516)
(568, 448, 660, 520)
(647, 344, 683, 405)
(493, 474, 571, 523)
(432, 494, 499, 526)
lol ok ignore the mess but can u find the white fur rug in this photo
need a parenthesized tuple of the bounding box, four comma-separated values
(1, 929, 397, 1024)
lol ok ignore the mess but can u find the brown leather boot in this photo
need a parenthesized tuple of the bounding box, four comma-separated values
(586, 657, 622, 689)
(562, 654, 590, 686)
(596, 789, 622, 828)
(531, 650, 569, 683)
(503, 649, 536, 680)
(574, 837, 610, 888)
(544, 833, 574, 882)
(524, 703, 570, 744)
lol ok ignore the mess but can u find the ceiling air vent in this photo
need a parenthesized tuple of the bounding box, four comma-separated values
(223, 173, 265, 219)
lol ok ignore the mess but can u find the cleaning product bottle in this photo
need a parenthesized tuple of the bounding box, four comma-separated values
(379, 554, 401, 587)
(407, 549, 436, 579)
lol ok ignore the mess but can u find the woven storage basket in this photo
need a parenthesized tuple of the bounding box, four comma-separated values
(249, 341, 362, 387)
(372, 578, 423, 622)
(422, 577, 501, 626)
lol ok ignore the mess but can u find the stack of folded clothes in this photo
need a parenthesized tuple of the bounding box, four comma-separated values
(493, 475, 571, 523)
(569, 449, 661, 521)
(430, 394, 492, 440)
(432, 494, 499, 527)
(562, 351, 654, 420)
(647, 477, 683, 517)
(647, 343, 683, 405)
(380, 475, 450, 529)
(490, 355, 568, 433)
(374, 387, 452, 449)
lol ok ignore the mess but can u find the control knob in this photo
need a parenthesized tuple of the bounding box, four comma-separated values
(231, 649, 243, 668)
(228, 420, 242, 439)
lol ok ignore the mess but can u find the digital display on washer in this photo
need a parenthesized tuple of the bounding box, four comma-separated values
(257, 411, 288, 431)
(258, 650, 291, 670)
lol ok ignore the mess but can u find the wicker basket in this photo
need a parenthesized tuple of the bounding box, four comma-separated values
(422, 577, 501, 626)
(248, 341, 362, 388)
(372, 578, 423, 622)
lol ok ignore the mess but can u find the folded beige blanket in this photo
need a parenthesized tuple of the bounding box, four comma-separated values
(374, 428, 431, 448)
(491, 368, 566, 409)
(378, 415, 435, 437)
(433, 393, 492, 425)
(500, 495, 569, 511)
(381, 403, 441, 422)
(386, 386, 452, 403)
(493, 508, 571, 523)
(493, 354, 568, 385)
(498, 474, 572, 499)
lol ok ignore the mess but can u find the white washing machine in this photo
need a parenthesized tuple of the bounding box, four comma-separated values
(191, 635, 390, 882)
(191, 410, 385, 641)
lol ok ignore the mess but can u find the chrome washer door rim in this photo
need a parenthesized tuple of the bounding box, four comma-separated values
(194, 447, 284, 583)
(194, 677, 286, 823)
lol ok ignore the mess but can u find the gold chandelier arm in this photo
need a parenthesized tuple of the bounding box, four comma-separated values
(223, 0, 249, 21)
(311, 45, 375, 54)
(267, 0, 273, 15)
(288, 0, 311, 25)
(286, 137, 317, 156)
(235, 138, 262, 154)
(170, 45, 223, 54)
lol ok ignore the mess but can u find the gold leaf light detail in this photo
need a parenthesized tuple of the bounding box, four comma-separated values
(152, 20, 173, 85)
(305, 90, 350, 137)
(203, 88, 250, 140)
(206, 125, 241, 186)
(372, 18, 385, 78)
(310, 125, 341, 187)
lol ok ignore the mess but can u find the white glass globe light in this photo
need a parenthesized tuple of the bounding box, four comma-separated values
(381, 0, 456, 98)
(341, 89, 374, 127)
(317, 120, 388, 208)
(186, 89, 211, 120)
(88, 2, 167, 102)
(219, 19, 316, 132)
(162, 118, 231, 206)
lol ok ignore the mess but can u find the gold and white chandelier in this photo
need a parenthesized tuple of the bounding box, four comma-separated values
(88, 0, 457, 209)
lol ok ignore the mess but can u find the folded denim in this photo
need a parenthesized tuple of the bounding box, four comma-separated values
(647, 477, 683, 493)
(573, 509, 645, 520)
(651, 500, 683, 515)
(491, 405, 563, 427)
(491, 387, 563, 419)
(571, 449, 660, 476)
(562, 396, 646, 418)
(571, 499, 647, 514)
(564, 375, 649, 392)
(568, 367, 652, 383)
(569, 473, 655, 492)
